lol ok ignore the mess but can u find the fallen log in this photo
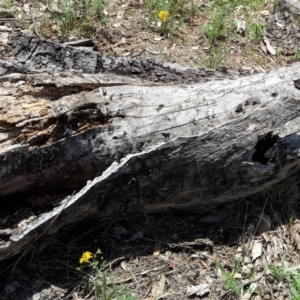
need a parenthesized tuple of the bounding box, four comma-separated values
(1, 33, 300, 261)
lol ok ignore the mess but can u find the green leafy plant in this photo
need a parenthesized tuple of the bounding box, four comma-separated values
(78, 249, 139, 300)
(269, 256, 292, 282)
(217, 258, 243, 294)
(290, 274, 300, 300)
(144, 0, 197, 36)
(202, 10, 227, 46)
(269, 256, 300, 300)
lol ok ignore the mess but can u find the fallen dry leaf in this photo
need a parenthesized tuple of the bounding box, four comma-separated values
(263, 37, 276, 56)
(150, 274, 166, 300)
(200, 259, 209, 270)
(186, 284, 210, 297)
(251, 240, 262, 261)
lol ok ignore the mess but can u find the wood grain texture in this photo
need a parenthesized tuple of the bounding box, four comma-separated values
(1, 33, 300, 261)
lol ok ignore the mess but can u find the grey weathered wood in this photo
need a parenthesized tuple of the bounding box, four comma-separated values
(281, 0, 300, 16)
(1, 32, 300, 261)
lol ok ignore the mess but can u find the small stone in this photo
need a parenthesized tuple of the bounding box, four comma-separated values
(4, 285, 16, 294)
(267, 275, 274, 283)
(277, 296, 284, 300)
(242, 265, 250, 274)
(253, 296, 262, 300)
(255, 264, 264, 272)
(264, 287, 271, 294)
(272, 284, 278, 291)
(235, 253, 242, 260)
(263, 295, 271, 300)
(32, 294, 40, 300)
(234, 273, 242, 279)
(282, 290, 288, 297)
(247, 263, 254, 269)
(243, 256, 251, 264)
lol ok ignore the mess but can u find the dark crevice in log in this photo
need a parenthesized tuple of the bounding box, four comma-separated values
(0, 189, 77, 230)
(252, 132, 279, 165)
(13, 104, 110, 147)
(27, 85, 96, 101)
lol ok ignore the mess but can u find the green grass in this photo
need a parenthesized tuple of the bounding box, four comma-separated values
(295, 48, 300, 61)
(49, 0, 108, 38)
(144, 0, 197, 36)
(203, 0, 267, 45)
(93, 270, 139, 300)
(269, 257, 300, 300)
(78, 249, 139, 300)
(202, 10, 227, 46)
(0, 0, 13, 9)
(249, 23, 265, 41)
(199, 42, 228, 69)
(199, 0, 267, 67)
(217, 258, 243, 294)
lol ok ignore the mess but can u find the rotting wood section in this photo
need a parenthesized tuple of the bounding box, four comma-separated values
(0, 32, 300, 261)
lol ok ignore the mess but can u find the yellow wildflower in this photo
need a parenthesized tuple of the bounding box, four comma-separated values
(79, 251, 93, 264)
(158, 10, 169, 23)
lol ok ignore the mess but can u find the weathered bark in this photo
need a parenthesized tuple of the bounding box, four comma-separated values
(282, 0, 300, 16)
(1, 32, 300, 261)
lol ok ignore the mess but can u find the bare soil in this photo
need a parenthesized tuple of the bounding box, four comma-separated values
(1, 0, 300, 299)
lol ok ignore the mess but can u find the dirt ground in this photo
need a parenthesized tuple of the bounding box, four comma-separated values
(1, 0, 300, 299)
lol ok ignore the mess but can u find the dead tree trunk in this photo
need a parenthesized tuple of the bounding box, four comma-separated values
(0, 32, 300, 261)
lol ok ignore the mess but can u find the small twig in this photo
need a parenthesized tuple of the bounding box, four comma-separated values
(0, 18, 31, 23)
(132, 49, 145, 58)
(103, 256, 126, 271)
(128, 268, 138, 283)
(33, 17, 43, 39)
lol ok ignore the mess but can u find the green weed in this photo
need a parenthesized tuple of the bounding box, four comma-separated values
(269, 256, 292, 282)
(50, 0, 108, 38)
(249, 23, 265, 41)
(217, 258, 243, 294)
(144, 0, 197, 36)
(276, 48, 281, 58)
(269, 256, 300, 300)
(199, 43, 228, 69)
(78, 249, 139, 300)
(273, 0, 278, 12)
(290, 274, 300, 300)
(289, 215, 295, 228)
(0, 0, 13, 9)
(295, 48, 300, 61)
(202, 0, 267, 48)
(202, 10, 227, 46)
